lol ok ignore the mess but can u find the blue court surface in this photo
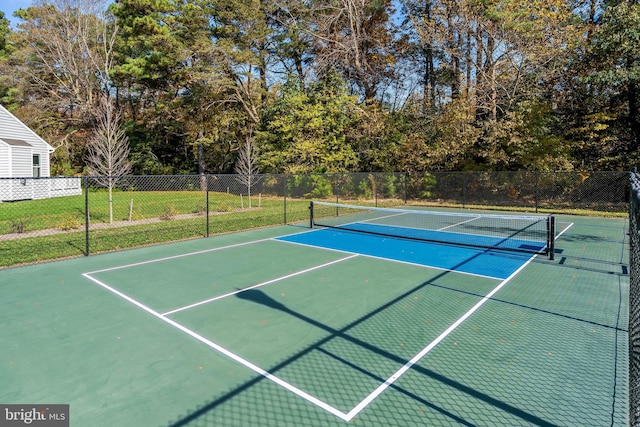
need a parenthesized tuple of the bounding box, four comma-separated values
(276, 228, 535, 280)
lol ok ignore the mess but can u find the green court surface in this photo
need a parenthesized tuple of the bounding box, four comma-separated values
(0, 212, 629, 426)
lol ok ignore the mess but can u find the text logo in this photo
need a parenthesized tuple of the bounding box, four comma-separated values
(0, 405, 69, 427)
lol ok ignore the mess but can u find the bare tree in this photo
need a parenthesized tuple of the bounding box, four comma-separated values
(310, 0, 398, 101)
(234, 128, 261, 208)
(15, 0, 115, 120)
(86, 98, 132, 223)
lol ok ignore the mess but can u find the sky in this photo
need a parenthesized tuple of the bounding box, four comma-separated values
(1, 0, 32, 24)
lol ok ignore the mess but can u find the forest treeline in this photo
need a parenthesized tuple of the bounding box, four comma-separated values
(0, 0, 638, 176)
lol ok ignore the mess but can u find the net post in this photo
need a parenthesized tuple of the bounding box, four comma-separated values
(547, 215, 555, 260)
(309, 201, 314, 229)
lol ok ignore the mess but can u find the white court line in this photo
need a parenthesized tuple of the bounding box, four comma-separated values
(343, 253, 537, 421)
(318, 212, 546, 248)
(438, 215, 482, 231)
(82, 271, 352, 422)
(84, 237, 275, 275)
(556, 222, 574, 239)
(162, 254, 359, 316)
(83, 231, 535, 422)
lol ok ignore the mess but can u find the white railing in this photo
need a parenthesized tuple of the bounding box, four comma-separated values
(0, 177, 82, 201)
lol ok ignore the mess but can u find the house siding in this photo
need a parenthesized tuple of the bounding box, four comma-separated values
(0, 105, 80, 200)
(0, 105, 54, 178)
(0, 144, 9, 176)
(11, 146, 32, 177)
(40, 151, 50, 177)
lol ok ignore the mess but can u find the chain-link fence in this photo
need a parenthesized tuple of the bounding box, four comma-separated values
(630, 171, 640, 427)
(0, 174, 290, 267)
(0, 171, 629, 268)
(406, 171, 629, 212)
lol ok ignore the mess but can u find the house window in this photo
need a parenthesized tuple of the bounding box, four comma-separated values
(33, 154, 40, 178)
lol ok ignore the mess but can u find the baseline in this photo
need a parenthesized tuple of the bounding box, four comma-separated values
(81, 270, 353, 422)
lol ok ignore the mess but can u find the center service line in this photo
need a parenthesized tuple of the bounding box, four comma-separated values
(162, 254, 359, 315)
(82, 271, 353, 421)
(343, 254, 537, 421)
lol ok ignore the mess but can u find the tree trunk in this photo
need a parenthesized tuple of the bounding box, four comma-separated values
(108, 176, 113, 224)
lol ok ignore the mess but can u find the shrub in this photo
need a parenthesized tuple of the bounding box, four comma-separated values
(10, 219, 29, 234)
(57, 216, 81, 231)
(160, 205, 179, 220)
(193, 202, 207, 216)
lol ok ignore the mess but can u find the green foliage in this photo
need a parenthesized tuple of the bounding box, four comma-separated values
(420, 174, 437, 199)
(56, 216, 81, 231)
(160, 204, 179, 220)
(358, 179, 373, 199)
(259, 72, 359, 174)
(379, 175, 398, 198)
(0, 11, 9, 59)
(589, 2, 640, 87)
(3, 0, 639, 174)
(307, 176, 334, 199)
(110, 0, 180, 89)
(582, 1, 640, 166)
(480, 101, 572, 171)
(288, 175, 334, 199)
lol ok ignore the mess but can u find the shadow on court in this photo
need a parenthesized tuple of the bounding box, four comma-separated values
(164, 216, 627, 426)
(167, 272, 559, 426)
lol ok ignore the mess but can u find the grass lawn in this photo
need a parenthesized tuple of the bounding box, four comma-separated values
(0, 190, 312, 267)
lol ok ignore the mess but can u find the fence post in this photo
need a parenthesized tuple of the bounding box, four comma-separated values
(84, 176, 90, 256)
(403, 172, 407, 204)
(374, 174, 378, 207)
(206, 174, 210, 237)
(535, 171, 540, 213)
(283, 174, 287, 224)
(462, 172, 467, 208)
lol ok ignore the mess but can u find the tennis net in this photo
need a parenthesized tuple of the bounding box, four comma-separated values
(309, 201, 555, 259)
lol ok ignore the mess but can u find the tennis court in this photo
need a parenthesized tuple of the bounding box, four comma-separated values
(0, 204, 629, 426)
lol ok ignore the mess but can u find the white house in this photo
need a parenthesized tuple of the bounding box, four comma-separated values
(0, 104, 81, 201)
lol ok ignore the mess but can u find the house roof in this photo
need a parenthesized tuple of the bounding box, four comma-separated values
(0, 138, 33, 147)
(0, 104, 54, 153)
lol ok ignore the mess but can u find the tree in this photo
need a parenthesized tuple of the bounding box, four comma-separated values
(14, 0, 114, 122)
(408, 0, 580, 118)
(0, 11, 18, 108)
(9, 0, 118, 174)
(234, 129, 261, 207)
(86, 98, 133, 223)
(268, 0, 316, 86)
(311, 0, 399, 101)
(259, 72, 359, 174)
(0, 12, 9, 58)
(586, 1, 640, 167)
